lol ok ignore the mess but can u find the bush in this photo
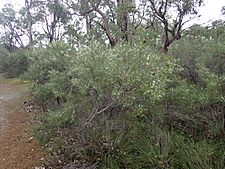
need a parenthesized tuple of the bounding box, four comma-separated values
(0, 48, 29, 78)
(25, 42, 73, 108)
(27, 41, 225, 168)
(27, 42, 178, 167)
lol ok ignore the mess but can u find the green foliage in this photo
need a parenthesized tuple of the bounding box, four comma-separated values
(26, 42, 71, 82)
(203, 42, 225, 75)
(25, 42, 178, 166)
(0, 1, 224, 167)
(25, 39, 225, 168)
(25, 42, 72, 107)
(130, 27, 162, 52)
(33, 102, 77, 149)
(167, 24, 225, 142)
(0, 48, 29, 78)
(170, 134, 217, 169)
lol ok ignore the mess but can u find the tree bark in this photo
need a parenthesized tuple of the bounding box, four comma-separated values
(117, 0, 129, 42)
(25, 0, 33, 49)
(90, 1, 117, 47)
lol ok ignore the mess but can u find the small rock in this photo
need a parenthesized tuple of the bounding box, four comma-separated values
(26, 137, 34, 143)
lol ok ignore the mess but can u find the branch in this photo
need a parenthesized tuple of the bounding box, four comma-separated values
(106, 1, 116, 24)
(84, 100, 116, 127)
(89, 0, 117, 46)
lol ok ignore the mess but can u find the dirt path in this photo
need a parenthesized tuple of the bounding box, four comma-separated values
(0, 79, 46, 169)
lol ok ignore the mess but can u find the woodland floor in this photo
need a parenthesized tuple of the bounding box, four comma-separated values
(0, 79, 46, 169)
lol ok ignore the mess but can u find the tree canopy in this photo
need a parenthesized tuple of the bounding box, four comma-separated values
(0, 0, 215, 51)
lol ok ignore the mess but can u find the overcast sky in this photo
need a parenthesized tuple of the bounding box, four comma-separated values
(194, 0, 225, 24)
(0, 0, 225, 25)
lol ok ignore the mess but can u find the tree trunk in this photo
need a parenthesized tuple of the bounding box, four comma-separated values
(117, 0, 129, 42)
(25, 0, 33, 50)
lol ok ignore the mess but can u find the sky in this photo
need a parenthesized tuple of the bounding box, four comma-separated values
(193, 0, 225, 25)
(1, 0, 23, 9)
(0, 0, 224, 25)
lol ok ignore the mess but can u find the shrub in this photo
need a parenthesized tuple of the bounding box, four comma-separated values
(25, 42, 73, 108)
(28, 41, 225, 168)
(27, 42, 178, 167)
(0, 48, 29, 78)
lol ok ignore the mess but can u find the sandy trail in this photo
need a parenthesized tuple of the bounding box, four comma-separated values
(0, 80, 45, 169)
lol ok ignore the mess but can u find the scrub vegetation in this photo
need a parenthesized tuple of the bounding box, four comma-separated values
(0, 0, 225, 168)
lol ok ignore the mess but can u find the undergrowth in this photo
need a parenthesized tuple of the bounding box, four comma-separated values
(21, 41, 225, 168)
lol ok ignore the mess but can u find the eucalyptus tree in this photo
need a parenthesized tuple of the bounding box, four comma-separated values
(0, 4, 25, 51)
(30, 0, 71, 43)
(67, 0, 136, 47)
(19, 0, 45, 49)
(142, 0, 204, 52)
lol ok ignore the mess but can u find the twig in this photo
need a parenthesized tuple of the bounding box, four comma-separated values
(84, 100, 116, 127)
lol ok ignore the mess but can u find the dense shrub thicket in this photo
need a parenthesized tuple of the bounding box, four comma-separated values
(0, 46, 29, 78)
(0, 24, 224, 168)
(17, 40, 224, 168)
(0, 0, 224, 168)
